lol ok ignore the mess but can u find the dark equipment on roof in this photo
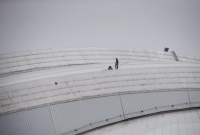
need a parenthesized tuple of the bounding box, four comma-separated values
(164, 48, 169, 52)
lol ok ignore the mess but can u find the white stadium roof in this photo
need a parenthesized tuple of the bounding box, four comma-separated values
(0, 47, 200, 135)
(84, 108, 200, 135)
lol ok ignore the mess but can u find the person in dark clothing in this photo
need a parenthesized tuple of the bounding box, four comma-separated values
(108, 66, 113, 70)
(103, 66, 113, 71)
(115, 58, 118, 69)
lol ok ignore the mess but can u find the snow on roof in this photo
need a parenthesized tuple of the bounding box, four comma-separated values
(0, 47, 200, 115)
(0, 61, 200, 115)
(0, 47, 177, 76)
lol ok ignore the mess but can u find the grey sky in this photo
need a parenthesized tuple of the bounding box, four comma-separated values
(0, 0, 200, 56)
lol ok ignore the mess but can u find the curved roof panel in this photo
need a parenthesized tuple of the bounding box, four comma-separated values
(0, 62, 200, 115)
(84, 108, 200, 135)
(0, 47, 200, 135)
(0, 47, 178, 76)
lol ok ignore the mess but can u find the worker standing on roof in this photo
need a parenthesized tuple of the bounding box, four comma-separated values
(115, 58, 118, 69)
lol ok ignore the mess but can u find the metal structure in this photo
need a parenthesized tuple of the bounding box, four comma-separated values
(0, 47, 200, 135)
(84, 108, 200, 135)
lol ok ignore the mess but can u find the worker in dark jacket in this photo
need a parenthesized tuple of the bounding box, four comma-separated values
(115, 58, 118, 69)
(103, 66, 113, 71)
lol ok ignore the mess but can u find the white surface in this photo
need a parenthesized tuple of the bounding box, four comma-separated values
(50, 95, 123, 135)
(121, 91, 190, 119)
(0, 48, 200, 135)
(0, 61, 200, 114)
(0, 48, 200, 115)
(84, 109, 200, 135)
(0, 61, 199, 87)
(0, 47, 179, 75)
(0, 107, 56, 135)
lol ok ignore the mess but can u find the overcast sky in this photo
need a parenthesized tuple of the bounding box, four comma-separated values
(0, 0, 200, 56)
